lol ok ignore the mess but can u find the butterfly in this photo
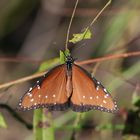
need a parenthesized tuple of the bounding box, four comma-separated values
(18, 53, 118, 113)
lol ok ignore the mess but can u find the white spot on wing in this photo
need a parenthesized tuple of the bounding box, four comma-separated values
(29, 87, 32, 92)
(103, 100, 107, 104)
(103, 88, 107, 92)
(27, 92, 30, 95)
(38, 95, 41, 98)
(83, 96, 85, 99)
(104, 95, 107, 98)
(53, 94, 56, 98)
(96, 86, 99, 91)
(29, 94, 32, 97)
(106, 94, 109, 97)
(90, 97, 93, 99)
(37, 85, 41, 89)
(45, 95, 48, 98)
(31, 98, 34, 102)
(96, 96, 99, 99)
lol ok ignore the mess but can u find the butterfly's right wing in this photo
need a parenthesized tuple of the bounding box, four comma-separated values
(70, 64, 118, 113)
(18, 64, 69, 111)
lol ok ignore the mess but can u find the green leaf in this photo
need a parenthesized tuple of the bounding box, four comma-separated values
(0, 113, 7, 128)
(39, 58, 60, 72)
(59, 49, 70, 64)
(69, 29, 92, 44)
(60, 51, 65, 64)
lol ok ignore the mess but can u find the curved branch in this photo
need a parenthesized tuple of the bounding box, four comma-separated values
(0, 72, 46, 89)
(0, 104, 32, 129)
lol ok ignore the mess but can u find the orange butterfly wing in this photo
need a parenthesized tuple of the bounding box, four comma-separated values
(70, 64, 118, 113)
(18, 65, 69, 111)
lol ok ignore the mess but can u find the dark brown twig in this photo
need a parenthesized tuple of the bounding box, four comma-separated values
(0, 72, 46, 89)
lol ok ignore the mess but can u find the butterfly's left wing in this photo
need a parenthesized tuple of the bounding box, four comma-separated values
(70, 64, 118, 113)
(18, 65, 69, 111)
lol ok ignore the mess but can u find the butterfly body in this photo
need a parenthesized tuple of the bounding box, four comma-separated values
(18, 54, 118, 113)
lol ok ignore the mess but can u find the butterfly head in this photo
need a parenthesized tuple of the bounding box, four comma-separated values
(66, 55, 75, 63)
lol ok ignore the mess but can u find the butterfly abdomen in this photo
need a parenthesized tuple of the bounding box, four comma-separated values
(66, 75, 73, 98)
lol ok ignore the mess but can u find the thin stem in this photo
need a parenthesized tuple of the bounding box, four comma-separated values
(83, 0, 111, 36)
(92, 63, 100, 75)
(89, 0, 111, 28)
(65, 0, 79, 50)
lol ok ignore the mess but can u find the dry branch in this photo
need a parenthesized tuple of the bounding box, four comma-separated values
(0, 51, 140, 90)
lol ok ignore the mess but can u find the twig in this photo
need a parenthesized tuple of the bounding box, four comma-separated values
(0, 51, 139, 90)
(89, 0, 111, 28)
(65, 0, 79, 50)
(77, 0, 111, 46)
(92, 63, 100, 75)
(0, 71, 46, 89)
(0, 104, 33, 129)
(78, 51, 140, 65)
(83, 0, 111, 36)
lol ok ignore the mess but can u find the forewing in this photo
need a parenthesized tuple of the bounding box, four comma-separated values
(70, 64, 118, 113)
(18, 65, 69, 111)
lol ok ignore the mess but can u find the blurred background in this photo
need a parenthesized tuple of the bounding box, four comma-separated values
(0, 0, 140, 140)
